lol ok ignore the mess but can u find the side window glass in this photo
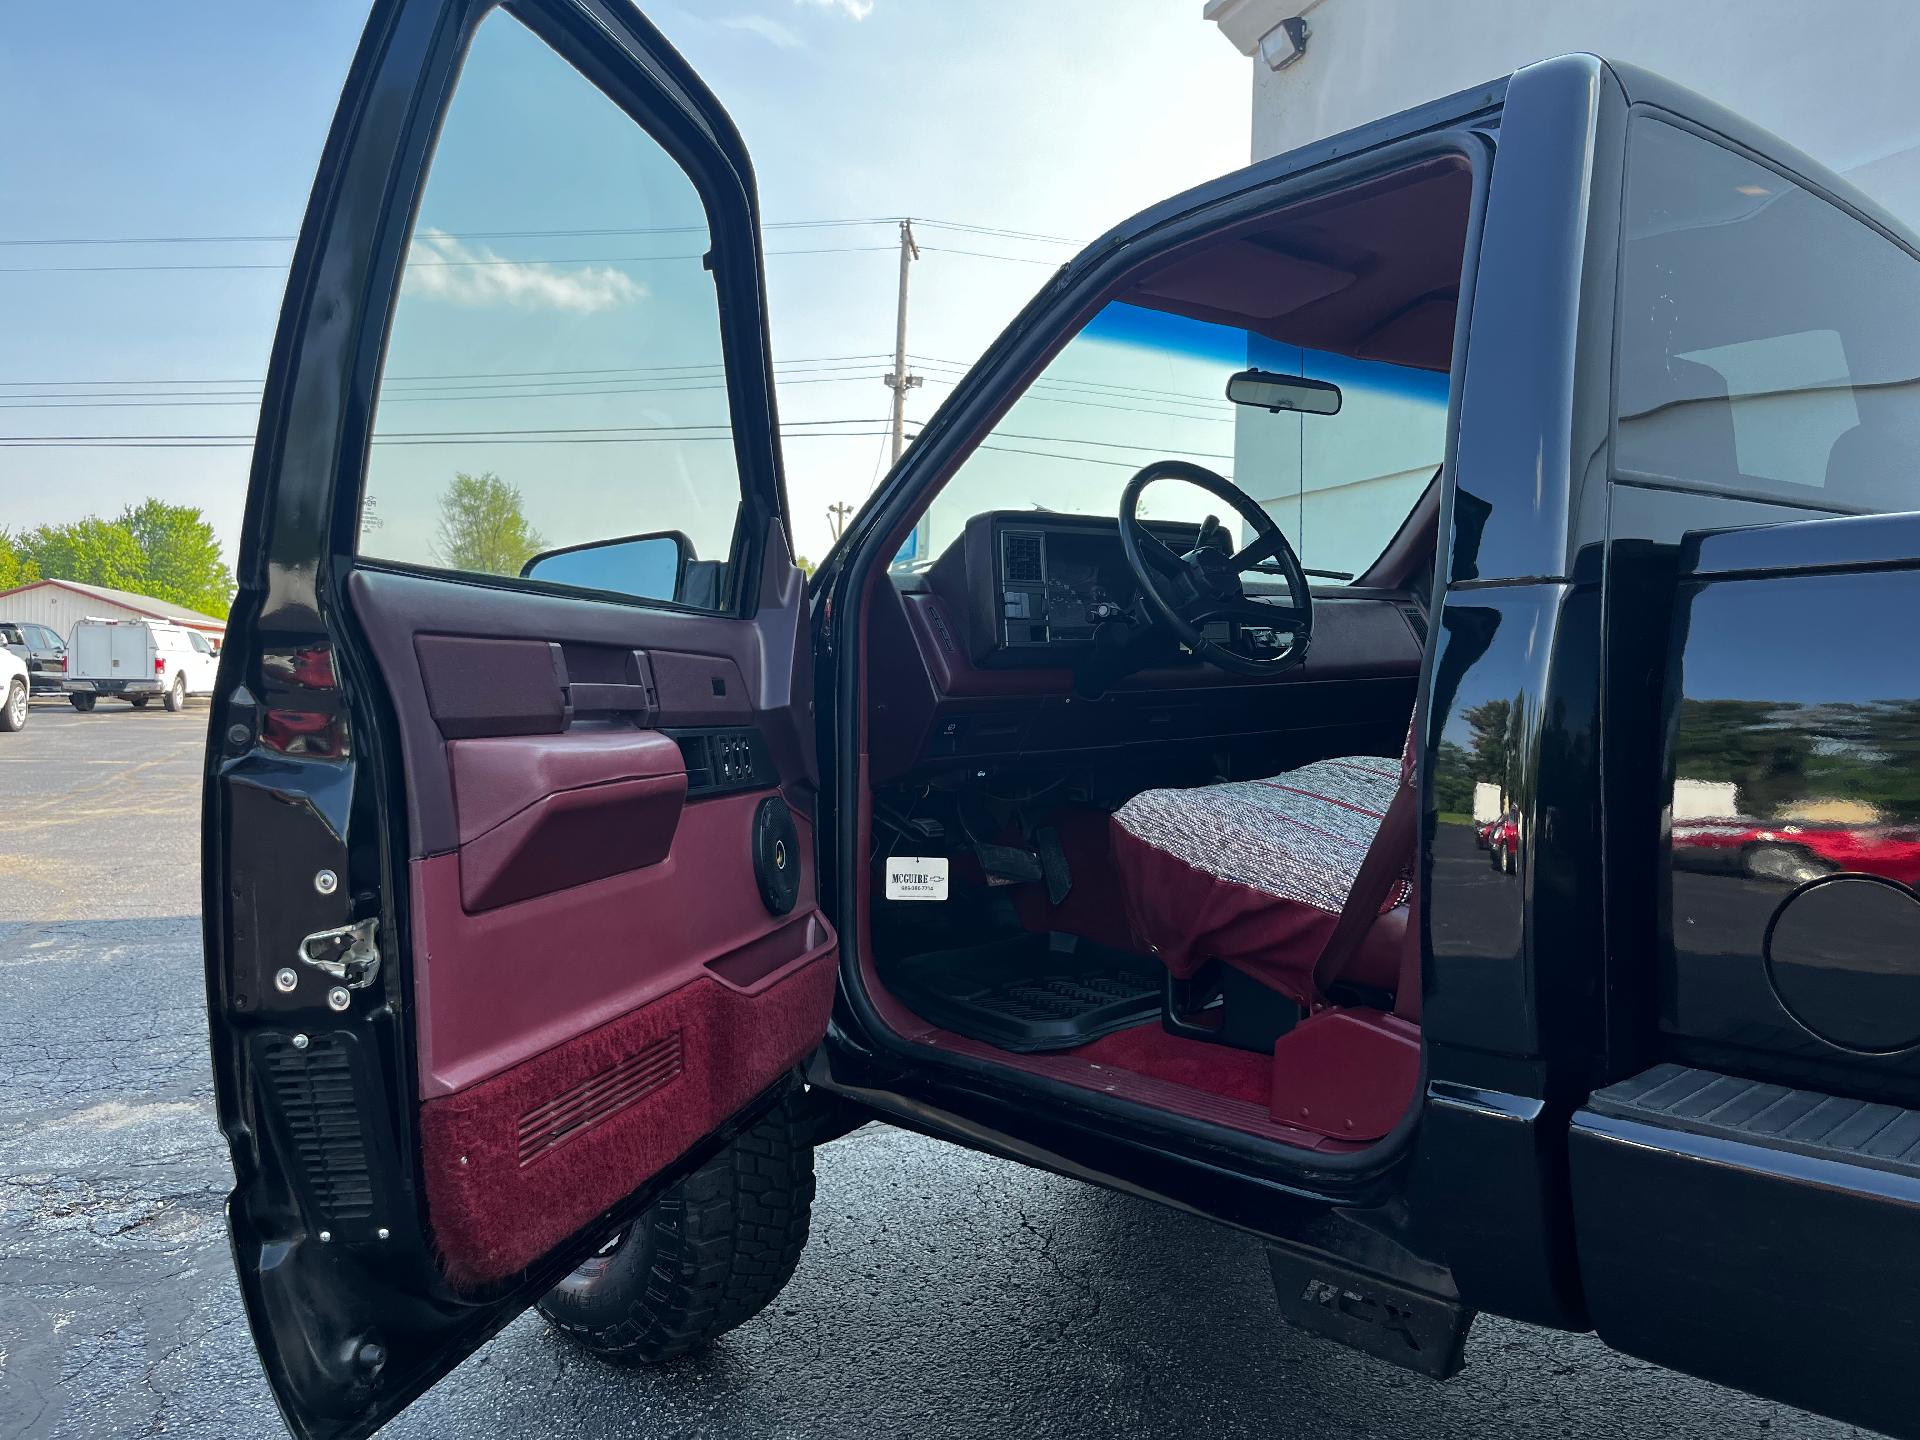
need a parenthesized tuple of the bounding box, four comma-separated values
(189, 632, 213, 655)
(356, 11, 743, 610)
(1616, 117, 1920, 510)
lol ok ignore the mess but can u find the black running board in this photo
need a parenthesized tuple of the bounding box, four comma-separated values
(1572, 1064, 1920, 1439)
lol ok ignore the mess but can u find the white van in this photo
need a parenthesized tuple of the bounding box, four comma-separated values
(63, 617, 219, 712)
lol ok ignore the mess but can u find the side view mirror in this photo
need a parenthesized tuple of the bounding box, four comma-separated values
(521, 531, 691, 603)
(1226, 369, 1342, 416)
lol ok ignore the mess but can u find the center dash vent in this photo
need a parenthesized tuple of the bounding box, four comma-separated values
(1003, 532, 1045, 584)
(516, 1031, 685, 1166)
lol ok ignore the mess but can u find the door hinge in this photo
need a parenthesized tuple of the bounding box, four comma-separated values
(298, 918, 381, 990)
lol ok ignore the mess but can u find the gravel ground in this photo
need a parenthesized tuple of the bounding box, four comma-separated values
(0, 701, 1860, 1439)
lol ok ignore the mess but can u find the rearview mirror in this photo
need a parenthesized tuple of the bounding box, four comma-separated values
(1225, 369, 1342, 416)
(521, 531, 690, 603)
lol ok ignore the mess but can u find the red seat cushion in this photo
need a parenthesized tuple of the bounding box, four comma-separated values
(1111, 755, 1411, 1005)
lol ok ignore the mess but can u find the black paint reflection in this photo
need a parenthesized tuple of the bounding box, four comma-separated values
(1671, 697, 1920, 887)
(1424, 589, 1548, 1052)
(1665, 560, 1920, 1086)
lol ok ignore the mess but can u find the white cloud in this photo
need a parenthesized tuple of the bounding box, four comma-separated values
(724, 14, 805, 47)
(402, 229, 648, 313)
(795, 0, 873, 19)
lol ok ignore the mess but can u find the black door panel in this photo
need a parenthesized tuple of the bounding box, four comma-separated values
(201, 3, 822, 1435)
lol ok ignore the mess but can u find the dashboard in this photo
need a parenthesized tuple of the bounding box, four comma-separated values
(942, 511, 1245, 665)
(1000, 522, 1146, 649)
(866, 510, 1427, 781)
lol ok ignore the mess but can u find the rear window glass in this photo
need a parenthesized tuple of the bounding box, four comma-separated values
(1615, 117, 1920, 511)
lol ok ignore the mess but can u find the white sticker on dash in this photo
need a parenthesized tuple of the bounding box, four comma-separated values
(885, 856, 950, 901)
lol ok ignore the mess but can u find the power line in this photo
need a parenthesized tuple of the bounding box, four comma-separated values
(918, 245, 1063, 266)
(0, 242, 1074, 275)
(0, 424, 1220, 459)
(0, 245, 904, 275)
(0, 354, 1225, 410)
(0, 373, 912, 409)
(990, 432, 1232, 462)
(974, 441, 1233, 476)
(0, 430, 900, 449)
(0, 358, 906, 404)
(0, 353, 896, 389)
(0, 216, 1083, 248)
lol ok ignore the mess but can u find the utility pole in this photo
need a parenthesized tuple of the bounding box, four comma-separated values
(827, 500, 854, 541)
(882, 218, 922, 468)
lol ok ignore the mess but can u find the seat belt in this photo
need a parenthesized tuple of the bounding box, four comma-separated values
(1310, 757, 1418, 1004)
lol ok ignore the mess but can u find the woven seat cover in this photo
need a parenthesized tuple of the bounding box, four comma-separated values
(1111, 754, 1411, 1002)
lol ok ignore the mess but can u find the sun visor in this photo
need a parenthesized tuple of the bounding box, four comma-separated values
(1126, 243, 1355, 324)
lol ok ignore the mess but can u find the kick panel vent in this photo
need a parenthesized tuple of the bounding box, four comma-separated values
(516, 1031, 685, 1166)
(1003, 531, 1045, 584)
(261, 1035, 375, 1223)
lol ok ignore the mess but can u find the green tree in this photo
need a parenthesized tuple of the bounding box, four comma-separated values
(16, 516, 147, 591)
(0, 531, 38, 591)
(1462, 697, 1516, 785)
(433, 472, 546, 577)
(1430, 738, 1477, 818)
(117, 499, 233, 617)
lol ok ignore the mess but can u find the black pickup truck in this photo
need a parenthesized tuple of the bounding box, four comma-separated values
(202, 4, 1920, 1436)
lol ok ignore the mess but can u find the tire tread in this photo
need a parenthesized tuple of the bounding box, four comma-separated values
(536, 1089, 815, 1362)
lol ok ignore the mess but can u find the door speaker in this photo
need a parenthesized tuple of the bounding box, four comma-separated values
(753, 795, 801, 916)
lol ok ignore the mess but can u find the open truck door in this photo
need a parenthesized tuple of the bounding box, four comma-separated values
(201, 2, 833, 1434)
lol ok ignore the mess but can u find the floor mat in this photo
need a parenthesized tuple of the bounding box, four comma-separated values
(878, 931, 1164, 1052)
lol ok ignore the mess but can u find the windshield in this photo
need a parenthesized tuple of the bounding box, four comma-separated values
(895, 301, 1449, 579)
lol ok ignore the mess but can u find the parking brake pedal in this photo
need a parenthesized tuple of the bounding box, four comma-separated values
(1035, 826, 1072, 906)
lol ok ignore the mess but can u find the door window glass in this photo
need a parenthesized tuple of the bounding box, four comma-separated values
(357, 11, 744, 609)
(899, 301, 1448, 580)
(1616, 118, 1920, 510)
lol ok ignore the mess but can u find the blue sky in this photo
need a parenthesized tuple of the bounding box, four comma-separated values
(0, 1, 1250, 567)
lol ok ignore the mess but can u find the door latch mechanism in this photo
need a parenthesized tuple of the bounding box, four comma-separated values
(297, 917, 381, 990)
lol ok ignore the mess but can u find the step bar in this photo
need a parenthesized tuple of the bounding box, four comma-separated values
(1571, 1063, 1920, 1439)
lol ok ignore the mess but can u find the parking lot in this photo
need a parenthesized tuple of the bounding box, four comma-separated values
(0, 697, 1851, 1440)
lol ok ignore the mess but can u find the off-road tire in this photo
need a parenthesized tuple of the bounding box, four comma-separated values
(0, 680, 26, 732)
(69, 692, 95, 713)
(537, 1088, 815, 1363)
(163, 676, 186, 713)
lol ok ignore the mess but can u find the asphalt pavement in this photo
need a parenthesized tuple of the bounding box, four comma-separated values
(0, 698, 1859, 1439)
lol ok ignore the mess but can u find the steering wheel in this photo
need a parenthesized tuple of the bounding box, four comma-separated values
(1117, 459, 1313, 677)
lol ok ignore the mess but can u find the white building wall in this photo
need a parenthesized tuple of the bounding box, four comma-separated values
(1208, 0, 1920, 230)
(0, 586, 224, 647)
(2, 589, 144, 646)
